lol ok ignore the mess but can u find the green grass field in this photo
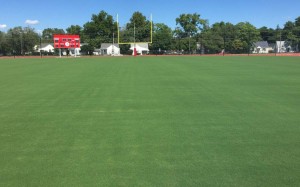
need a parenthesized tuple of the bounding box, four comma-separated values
(0, 56, 299, 186)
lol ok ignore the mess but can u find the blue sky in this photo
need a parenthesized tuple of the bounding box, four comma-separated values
(0, 0, 300, 32)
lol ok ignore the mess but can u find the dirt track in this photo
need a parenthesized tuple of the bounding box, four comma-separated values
(1, 53, 300, 59)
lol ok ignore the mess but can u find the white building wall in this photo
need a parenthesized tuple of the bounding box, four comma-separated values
(40, 45, 55, 52)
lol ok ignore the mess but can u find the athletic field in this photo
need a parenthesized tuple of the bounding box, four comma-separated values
(0, 56, 299, 186)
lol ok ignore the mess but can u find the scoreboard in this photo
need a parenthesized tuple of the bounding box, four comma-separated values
(53, 34, 80, 49)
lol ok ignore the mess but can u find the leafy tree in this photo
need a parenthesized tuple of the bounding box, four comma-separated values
(66, 25, 84, 43)
(80, 44, 94, 55)
(22, 27, 39, 54)
(175, 13, 207, 38)
(236, 22, 260, 53)
(283, 22, 295, 45)
(284, 21, 295, 31)
(125, 11, 151, 43)
(83, 10, 117, 48)
(173, 13, 207, 53)
(259, 27, 276, 43)
(7, 27, 21, 55)
(6, 27, 38, 55)
(0, 31, 11, 55)
(1, 27, 50, 55)
(200, 28, 223, 54)
(150, 23, 173, 52)
(284, 17, 300, 52)
(210, 22, 238, 53)
(198, 22, 238, 54)
(295, 16, 300, 27)
(42, 28, 65, 41)
(120, 44, 131, 55)
(0, 31, 6, 54)
(232, 39, 246, 53)
(66, 25, 82, 35)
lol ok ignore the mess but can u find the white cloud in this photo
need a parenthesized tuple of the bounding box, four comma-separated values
(0, 24, 7, 29)
(25, 19, 39, 25)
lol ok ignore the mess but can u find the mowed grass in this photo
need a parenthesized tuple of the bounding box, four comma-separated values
(0, 56, 299, 186)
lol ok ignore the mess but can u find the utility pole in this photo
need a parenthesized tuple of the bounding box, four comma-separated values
(223, 27, 226, 56)
(12, 32, 15, 58)
(248, 30, 251, 56)
(189, 34, 191, 55)
(223, 37, 225, 56)
(40, 37, 42, 58)
(21, 31, 23, 56)
(134, 23, 136, 56)
(279, 29, 282, 53)
(112, 32, 115, 56)
(200, 35, 203, 55)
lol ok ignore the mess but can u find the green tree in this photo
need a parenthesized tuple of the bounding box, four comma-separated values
(174, 13, 207, 53)
(150, 23, 173, 52)
(66, 25, 82, 35)
(285, 17, 300, 52)
(0, 31, 8, 55)
(42, 28, 65, 43)
(83, 10, 117, 49)
(259, 27, 276, 43)
(0, 31, 13, 55)
(5, 27, 39, 55)
(295, 16, 300, 27)
(66, 25, 84, 43)
(284, 21, 295, 31)
(283, 21, 295, 48)
(125, 11, 151, 43)
(80, 45, 94, 55)
(200, 28, 223, 54)
(279, 17, 300, 52)
(7, 27, 22, 55)
(198, 22, 237, 54)
(22, 27, 39, 54)
(210, 22, 238, 53)
(175, 13, 207, 38)
(232, 39, 246, 53)
(236, 22, 260, 53)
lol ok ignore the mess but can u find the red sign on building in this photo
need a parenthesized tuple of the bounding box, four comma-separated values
(53, 34, 80, 49)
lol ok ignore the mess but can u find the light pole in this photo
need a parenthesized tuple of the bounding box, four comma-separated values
(134, 23, 136, 56)
(189, 35, 191, 54)
(248, 30, 251, 56)
(112, 32, 115, 56)
(20, 29, 28, 56)
(12, 32, 16, 58)
(40, 36, 42, 58)
(20, 30, 23, 55)
(279, 29, 282, 53)
(223, 29, 226, 56)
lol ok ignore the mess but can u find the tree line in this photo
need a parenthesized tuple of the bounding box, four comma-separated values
(0, 10, 299, 55)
